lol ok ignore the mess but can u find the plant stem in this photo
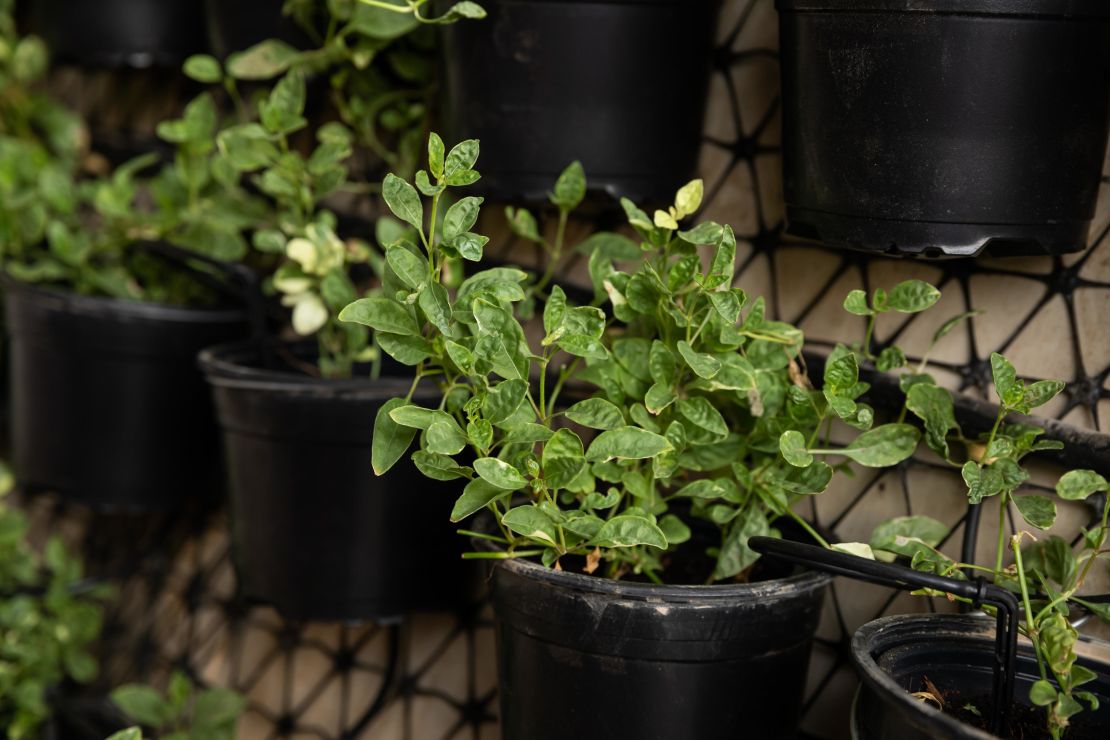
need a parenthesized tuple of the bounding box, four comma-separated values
(862, 313, 877, 360)
(995, 491, 1009, 575)
(534, 207, 568, 294)
(786, 509, 829, 549)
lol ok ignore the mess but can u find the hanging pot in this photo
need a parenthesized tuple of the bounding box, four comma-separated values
(3, 278, 248, 511)
(438, 0, 720, 203)
(490, 549, 829, 740)
(198, 342, 481, 622)
(777, 0, 1110, 257)
(27, 0, 206, 68)
(852, 614, 1110, 739)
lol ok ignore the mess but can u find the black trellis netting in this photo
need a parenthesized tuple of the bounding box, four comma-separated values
(13, 1, 1110, 739)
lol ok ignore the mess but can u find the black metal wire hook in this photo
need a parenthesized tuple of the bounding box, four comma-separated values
(749, 536, 1019, 736)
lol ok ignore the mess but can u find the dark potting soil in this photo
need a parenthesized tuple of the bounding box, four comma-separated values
(925, 683, 1102, 740)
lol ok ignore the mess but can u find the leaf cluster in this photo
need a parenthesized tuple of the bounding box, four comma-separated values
(110, 670, 246, 740)
(0, 463, 106, 740)
(344, 133, 930, 583)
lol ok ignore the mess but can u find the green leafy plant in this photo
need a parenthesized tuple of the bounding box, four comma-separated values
(833, 300, 1109, 737)
(340, 133, 941, 582)
(0, 9, 264, 306)
(0, 463, 107, 740)
(110, 670, 246, 740)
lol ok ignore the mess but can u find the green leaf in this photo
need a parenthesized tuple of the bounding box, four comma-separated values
(501, 506, 558, 544)
(550, 161, 586, 210)
(372, 398, 417, 475)
(906, 383, 958, 459)
(105, 730, 143, 740)
(990, 352, 1023, 408)
(674, 179, 703, 218)
(542, 428, 586, 489)
(676, 341, 721, 379)
(564, 399, 625, 430)
(111, 685, 173, 727)
(339, 296, 419, 336)
(388, 405, 439, 430)
(443, 196, 483, 240)
(451, 479, 507, 522)
(594, 515, 667, 549)
(673, 479, 728, 500)
(876, 346, 906, 372)
(659, 515, 691, 545)
(474, 457, 528, 490)
(1023, 380, 1065, 410)
(418, 281, 453, 333)
(382, 173, 424, 230)
(887, 280, 941, 313)
(576, 231, 640, 260)
(648, 341, 677, 385)
(377, 333, 433, 365)
(473, 298, 529, 379)
(832, 542, 875, 559)
(226, 39, 299, 79)
(823, 350, 858, 396)
(962, 461, 1004, 504)
(645, 383, 677, 414)
(1030, 680, 1058, 706)
(705, 226, 737, 289)
(543, 285, 567, 342)
(412, 451, 470, 481)
(1056, 469, 1108, 501)
(506, 206, 542, 242)
(585, 426, 672, 463)
(385, 245, 427, 290)
(426, 419, 468, 455)
(482, 380, 528, 424)
(259, 72, 307, 134)
(779, 430, 813, 467)
(933, 310, 982, 344)
(183, 54, 222, 83)
(1013, 494, 1057, 530)
(714, 510, 769, 580)
(450, 232, 489, 261)
(677, 397, 729, 439)
(428, 1, 488, 24)
(843, 290, 873, 316)
(444, 139, 479, 179)
(839, 424, 919, 467)
(428, 132, 445, 180)
(869, 515, 948, 560)
(192, 689, 246, 730)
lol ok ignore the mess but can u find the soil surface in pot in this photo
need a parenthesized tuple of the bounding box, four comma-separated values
(918, 683, 1103, 740)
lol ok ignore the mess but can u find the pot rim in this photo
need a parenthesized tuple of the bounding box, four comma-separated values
(496, 549, 831, 604)
(776, 0, 1110, 18)
(1, 274, 246, 324)
(198, 340, 437, 400)
(851, 613, 1110, 738)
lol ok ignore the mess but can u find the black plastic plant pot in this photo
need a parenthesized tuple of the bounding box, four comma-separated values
(777, 0, 1110, 258)
(3, 278, 248, 511)
(198, 342, 481, 622)
(438, 0, 720, 203)
(28, 0, 205, 68)
(490, 555, 830, 740)
(203, 0, 312, 60)
(852, 614, 1110, 739)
